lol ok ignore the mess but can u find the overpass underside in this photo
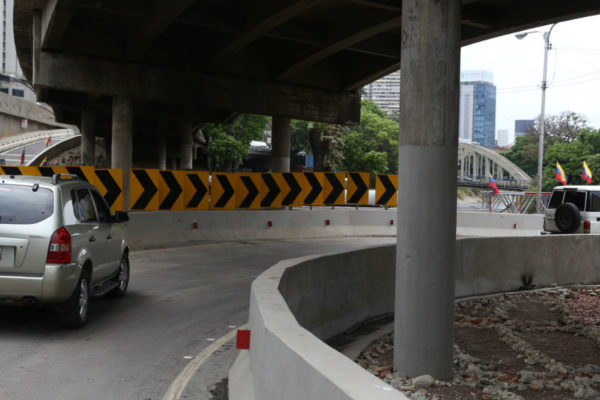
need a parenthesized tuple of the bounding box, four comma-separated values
(13, 0, 600, 382)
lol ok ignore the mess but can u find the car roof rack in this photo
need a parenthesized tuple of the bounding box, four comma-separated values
(52, 173, 81, 185)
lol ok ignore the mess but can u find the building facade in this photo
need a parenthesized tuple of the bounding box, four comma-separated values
(459, 70, 496, 149)
(2, 0, 21, 75)
(515, 119, 535, 138)
(363, 71, 400, 115)
(496, 129, 508, 147)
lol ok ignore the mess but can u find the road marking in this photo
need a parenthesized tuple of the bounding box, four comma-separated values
(161, 323, 248, 400)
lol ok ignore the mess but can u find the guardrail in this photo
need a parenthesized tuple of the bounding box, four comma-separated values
(230, 234, 600, 400)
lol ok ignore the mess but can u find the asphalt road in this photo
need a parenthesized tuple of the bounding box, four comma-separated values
(0, 136, 70, 165)
(0, 237, 395, 400)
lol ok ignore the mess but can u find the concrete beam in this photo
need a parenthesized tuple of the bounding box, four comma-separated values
(41, 0, 79, 50)
(34, 52, 361, 125)
(209, 0, 325, 66)
(279, 14, 402, 79)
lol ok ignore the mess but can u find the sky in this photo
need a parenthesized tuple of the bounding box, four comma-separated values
(461, 14, 600, 145)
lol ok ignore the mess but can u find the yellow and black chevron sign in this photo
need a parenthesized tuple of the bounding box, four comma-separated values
(94, 169, 124, 212)
(0, 166, 43, 176)
(158, 170, 185, 211)
(323, 172, 345, 205)
(130, 169, 160, 211)
(183, 171, 209, 210)
(303, 172, 324, 206)
(260, 172, 285, 208)
(281, 172, 310, 207)
(347, 172, 369, 205)
(375, 174, 398, 207)
(236, 173, 262, 209)
(210, 173, 236, 210)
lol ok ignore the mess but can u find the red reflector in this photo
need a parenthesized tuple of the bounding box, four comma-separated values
(513, 223, 517, 229)
(47, 227, 71, 264)
(325, 219, 330, 226)
(584, 220, 591, 234)
(193, 222, 198, 229)
(236, 330, 250, 349)
(267, 221, 272, 227)
(390, 220, 394, 226)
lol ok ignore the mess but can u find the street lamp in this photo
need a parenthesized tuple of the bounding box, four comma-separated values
(516, 23, 557, 213)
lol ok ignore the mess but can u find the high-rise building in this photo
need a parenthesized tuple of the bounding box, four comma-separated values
(496, 129, 508, 147)
(363, 71, 400, 115)
(1, 0, 21, 75)
(515, 119, 535, 138)
(459, 70, 496, 149)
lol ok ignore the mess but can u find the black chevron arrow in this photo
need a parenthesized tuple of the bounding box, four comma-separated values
(2, 166, 22, 175)
(325, 173, 344, 204)
(239, 176, 259, 208)
(67, 166, 88, 182)
(261, 174, 281, 207)
(348, 172, 367, 203)
(38, 167, 54, 177)
(95, 170, 122, 207)
(304, 172, 322, 204)
(186, 174, 207, 208)
(132, 169, 158, 210)
(159, 171, 183, 210)
(376, 175, 396, 205)
(214, 174, 234, 208)
(282, 173, 301, 206)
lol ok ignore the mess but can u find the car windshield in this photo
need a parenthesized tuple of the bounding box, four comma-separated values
(0, 184, 54, 224)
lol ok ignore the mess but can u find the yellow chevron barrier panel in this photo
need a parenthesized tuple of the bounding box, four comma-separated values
(130, 169, 160, 211)
(346, 172, 369, 205)
(183, 171, 209, 210)
(94, 169, 124, 212)
(323, 172, 345, 205)
(210, 173, 236, 210)
(158, 170, 186, 211)
(236, 173, 263, 209)
(375, 174, 398, 207)
(260, 172, 285, 209)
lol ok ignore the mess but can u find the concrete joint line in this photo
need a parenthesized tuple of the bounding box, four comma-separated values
(161, 323, 248, 400)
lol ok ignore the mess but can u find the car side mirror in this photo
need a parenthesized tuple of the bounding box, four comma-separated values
(113, 211, 129, 223)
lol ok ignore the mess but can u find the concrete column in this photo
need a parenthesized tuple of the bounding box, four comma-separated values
(112, 96, 133, 209)
(271, 116, 291, 172)
(485, 157, 490, 177)
(168, 157, 177, 170)
(81, 109, 95, 166)
(395, 0, 460, 380)
(180, 125, 194, 170)
(157, 136, 167, 170)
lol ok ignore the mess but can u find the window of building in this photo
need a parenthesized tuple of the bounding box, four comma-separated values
(12, 89, 24, 97)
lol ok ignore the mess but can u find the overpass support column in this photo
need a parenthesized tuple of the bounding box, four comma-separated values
(112, 96, 132, 209)
(157, 136, 167, 170)
(271, 117, 291, 172)
(180, 124, 194, 170)
(395, 0, 460, 380)
(81, 108, 95, 166)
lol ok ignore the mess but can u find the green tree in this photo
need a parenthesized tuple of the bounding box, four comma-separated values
(338, 100, 399, 174)
(201, 114, 269, 171)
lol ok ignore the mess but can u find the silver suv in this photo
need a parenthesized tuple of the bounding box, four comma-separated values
(544, 185, 600, 234)
(0, 174, 129, 328)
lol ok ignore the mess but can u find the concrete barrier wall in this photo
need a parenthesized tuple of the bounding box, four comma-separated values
(230, 234, 600, 400)
(127, 210, 542, 250)
(0, 91, 69, 136)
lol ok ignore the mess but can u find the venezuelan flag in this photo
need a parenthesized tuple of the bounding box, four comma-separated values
(41, 157, 48, 166)
(555, 161, 567, 185)
(488, 174, 499, 194)
(582, 161, 592, 184)
(45, 136, 51, 147)
(19, 147, 25, 165)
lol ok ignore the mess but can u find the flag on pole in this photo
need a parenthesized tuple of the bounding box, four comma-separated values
(45, 136, 51, 147)
(19, 147, 25, 165)
(488, 174, 499, 194)
(40, 157, 48, 166)
(582, 161, 592, 184)
(555, 161, 567, 185)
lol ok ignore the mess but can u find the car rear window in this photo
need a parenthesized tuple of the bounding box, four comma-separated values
(564, 190, 587, 211)
(0, 184, 54, 224)
(548, 191, 564, 209)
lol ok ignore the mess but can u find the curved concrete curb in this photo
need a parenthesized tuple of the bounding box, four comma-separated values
(28, 134, 81, 166)
(230, 234, 600, 400)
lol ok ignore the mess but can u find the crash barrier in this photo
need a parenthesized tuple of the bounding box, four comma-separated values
(229, 234, 600, 400)
(481, 191, 551, 214)
(0, 166, 399, 212)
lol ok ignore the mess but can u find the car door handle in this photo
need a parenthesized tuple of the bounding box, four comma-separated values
(89, 236, 96, 242)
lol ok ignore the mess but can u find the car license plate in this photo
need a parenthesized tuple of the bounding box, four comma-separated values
(0, 247, 15, 268)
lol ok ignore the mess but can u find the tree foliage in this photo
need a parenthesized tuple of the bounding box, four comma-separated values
(200, 114, 269, 171)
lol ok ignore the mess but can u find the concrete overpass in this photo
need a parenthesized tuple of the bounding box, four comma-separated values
(12, 0, 600, 381)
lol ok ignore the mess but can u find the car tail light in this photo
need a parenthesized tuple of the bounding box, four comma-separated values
(47, 227, 71, 263)
(584, 220, 591, 234)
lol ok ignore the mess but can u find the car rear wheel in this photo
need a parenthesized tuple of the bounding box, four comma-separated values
(108, 253, 129, 298)
(555, 202, 581, 233)
(59, 269, 90, 329)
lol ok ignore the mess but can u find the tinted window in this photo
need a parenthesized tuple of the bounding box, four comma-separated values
(564, 191, 586, 211)
(588, 191, 600, 212)
(73, 188, 97, 223)
(0, 184, 54, 224)
(548, 191, 564, 209)
(91, 190, 111, 223)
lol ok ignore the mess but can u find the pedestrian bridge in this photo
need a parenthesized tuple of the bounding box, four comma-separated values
(457, 142, 532, 190)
